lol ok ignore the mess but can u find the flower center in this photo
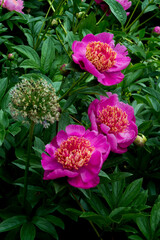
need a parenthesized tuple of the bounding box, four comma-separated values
(55, 136, 95, 170)
(98, 106, 129, 134)
(86, 41, 117, 72)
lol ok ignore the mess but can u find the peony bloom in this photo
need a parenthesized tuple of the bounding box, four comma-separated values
(88, 92, 138, 154)
(153, 26, 160, 35)
(95, 0, 132, 16)
(0, 0, 24, 13)
(41, 125, 110, 189)
(72, 32, 131, 86)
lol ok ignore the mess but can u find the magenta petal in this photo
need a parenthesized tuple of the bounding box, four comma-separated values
(82, 34, 98, 44)
(98, 71, 124, 86)
(43, 169, 78, 180)
(96, 32, 114, 47)
(56, 130, 68, 146)
(68, 175, 100, 189)
(65, 124, 85, 137)
(41, 153, 61, 170)
(88, 111, 98, 131)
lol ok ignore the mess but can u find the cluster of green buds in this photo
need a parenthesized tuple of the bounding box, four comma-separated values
(9, 78, 60, 128)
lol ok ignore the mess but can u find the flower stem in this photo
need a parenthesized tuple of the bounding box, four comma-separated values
(58, 72, 89, 101)
(125, 0, 154, 32)
(69, 186, 103, 240)
(35, 0, 68, 50)
(124, 0, 140, 30)
(74, 0, 94, 32)
(23, 121, 35, 208)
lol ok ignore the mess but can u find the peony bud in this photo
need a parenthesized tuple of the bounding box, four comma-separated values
(134, 134, 147, 147)
(8, 53, 14, 60)
(59, 64, 70, 76)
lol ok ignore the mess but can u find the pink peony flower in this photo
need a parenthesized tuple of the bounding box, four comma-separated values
(72, 32, 131, 86)
(88, 92, 138, 154)
(41, 125, 110, 189)
(0, 0, 24, 13)
(153, 26, 160, 35)
(95, 0, 132, 16)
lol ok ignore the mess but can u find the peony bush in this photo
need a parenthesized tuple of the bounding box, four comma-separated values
(0, 0, 160, 240)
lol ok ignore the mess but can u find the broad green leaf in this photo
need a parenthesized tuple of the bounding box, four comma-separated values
(103, 0, 127, 26)
(46, 215, 65, 229)
(0, 11, 15, 21)
(136, 216, 151, 240)
(0, 78, 8, 101)
(13, 45, 40, 65)
(0, 128, 6, 146)
(0, 110, 9, 128)
(20, 222, 36, 240)
(33, 137, 45, 157)
(80, 212, 111, 228)
(8, 122, 21, 136)
(128, 235, 144, 240)
(98, 183, 114, 209)
(32, 216, 58, 240)
(58, 111, 71, 131)
(20, 59, 40, 69)
(41, 37, 55, 74)
(150, 202, 160, 233)
(118, 179, 143, 207)
(0, 216, 27, 232)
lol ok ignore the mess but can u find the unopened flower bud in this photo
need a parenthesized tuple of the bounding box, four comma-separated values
(134, 134, 147, 147)
(51, 19, 58, 26)
(76, 11, 85, 19)
(153, 26, 160, 35)
(60, 64, 70, 76)
(8, 53, 14, 60)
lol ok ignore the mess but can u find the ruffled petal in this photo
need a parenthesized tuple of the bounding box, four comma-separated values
(43, 169, 79, 180)
(66, 124, 86, 137)
(68, 175, 100, 189)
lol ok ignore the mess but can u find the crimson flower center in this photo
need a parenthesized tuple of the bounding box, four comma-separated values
(55, 136, 95, 170)
(98, 106, 129, 134)
(86, 41, 117, 72)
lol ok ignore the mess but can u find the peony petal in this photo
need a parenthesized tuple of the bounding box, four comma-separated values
(56, 130, 68, 146)
(41, 153, 62, 171)
(66, 124, 86, 137)
(98, 71, 124, 86)
(68, 175, 100, 189)
(43, 168, 78, 180)
(95, 32, 114, 47)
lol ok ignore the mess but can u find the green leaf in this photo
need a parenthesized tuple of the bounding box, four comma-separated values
(80, 212, 111, 228)
(0, 78, 8, 101)
(41, 37, 55, 74)
(20, 222, 36, 240)
(136, 216, 151, 240)
(128, 235, 144, 240)
(118, 179, 143, 207)
(0, 110, 9, 128)
(150, 202, 160, 233)
(13, 45, 40, 66)
(58, 111, 71, 131)
(103, 0, 127, 26)
(46, 215, 65, 229)
(0, 216, 27, 232)
(76, 86, 108, 96)
(8, 122, 21, 136)
(32, 216, 58, 240)
(0, 11, 15, 21)
(0, 128, 6, 146)
(20, 59, 40, 69)
(33, 137, 45, 157)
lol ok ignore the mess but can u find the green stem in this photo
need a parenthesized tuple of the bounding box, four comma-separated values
(35, 0, 67, 50)
(125, 0, 154, 32)
(58, 72, 89, 101)
(96, 9, 108, 26)
(34, 0, 54, 50)
(74, 0, 94, 32)
(69, 187, 103, 240)
(56, 30, 71, 59)
(23, 121, 35, 208)
(124, 0, 140, 30)
(134, 12, 158, 30)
